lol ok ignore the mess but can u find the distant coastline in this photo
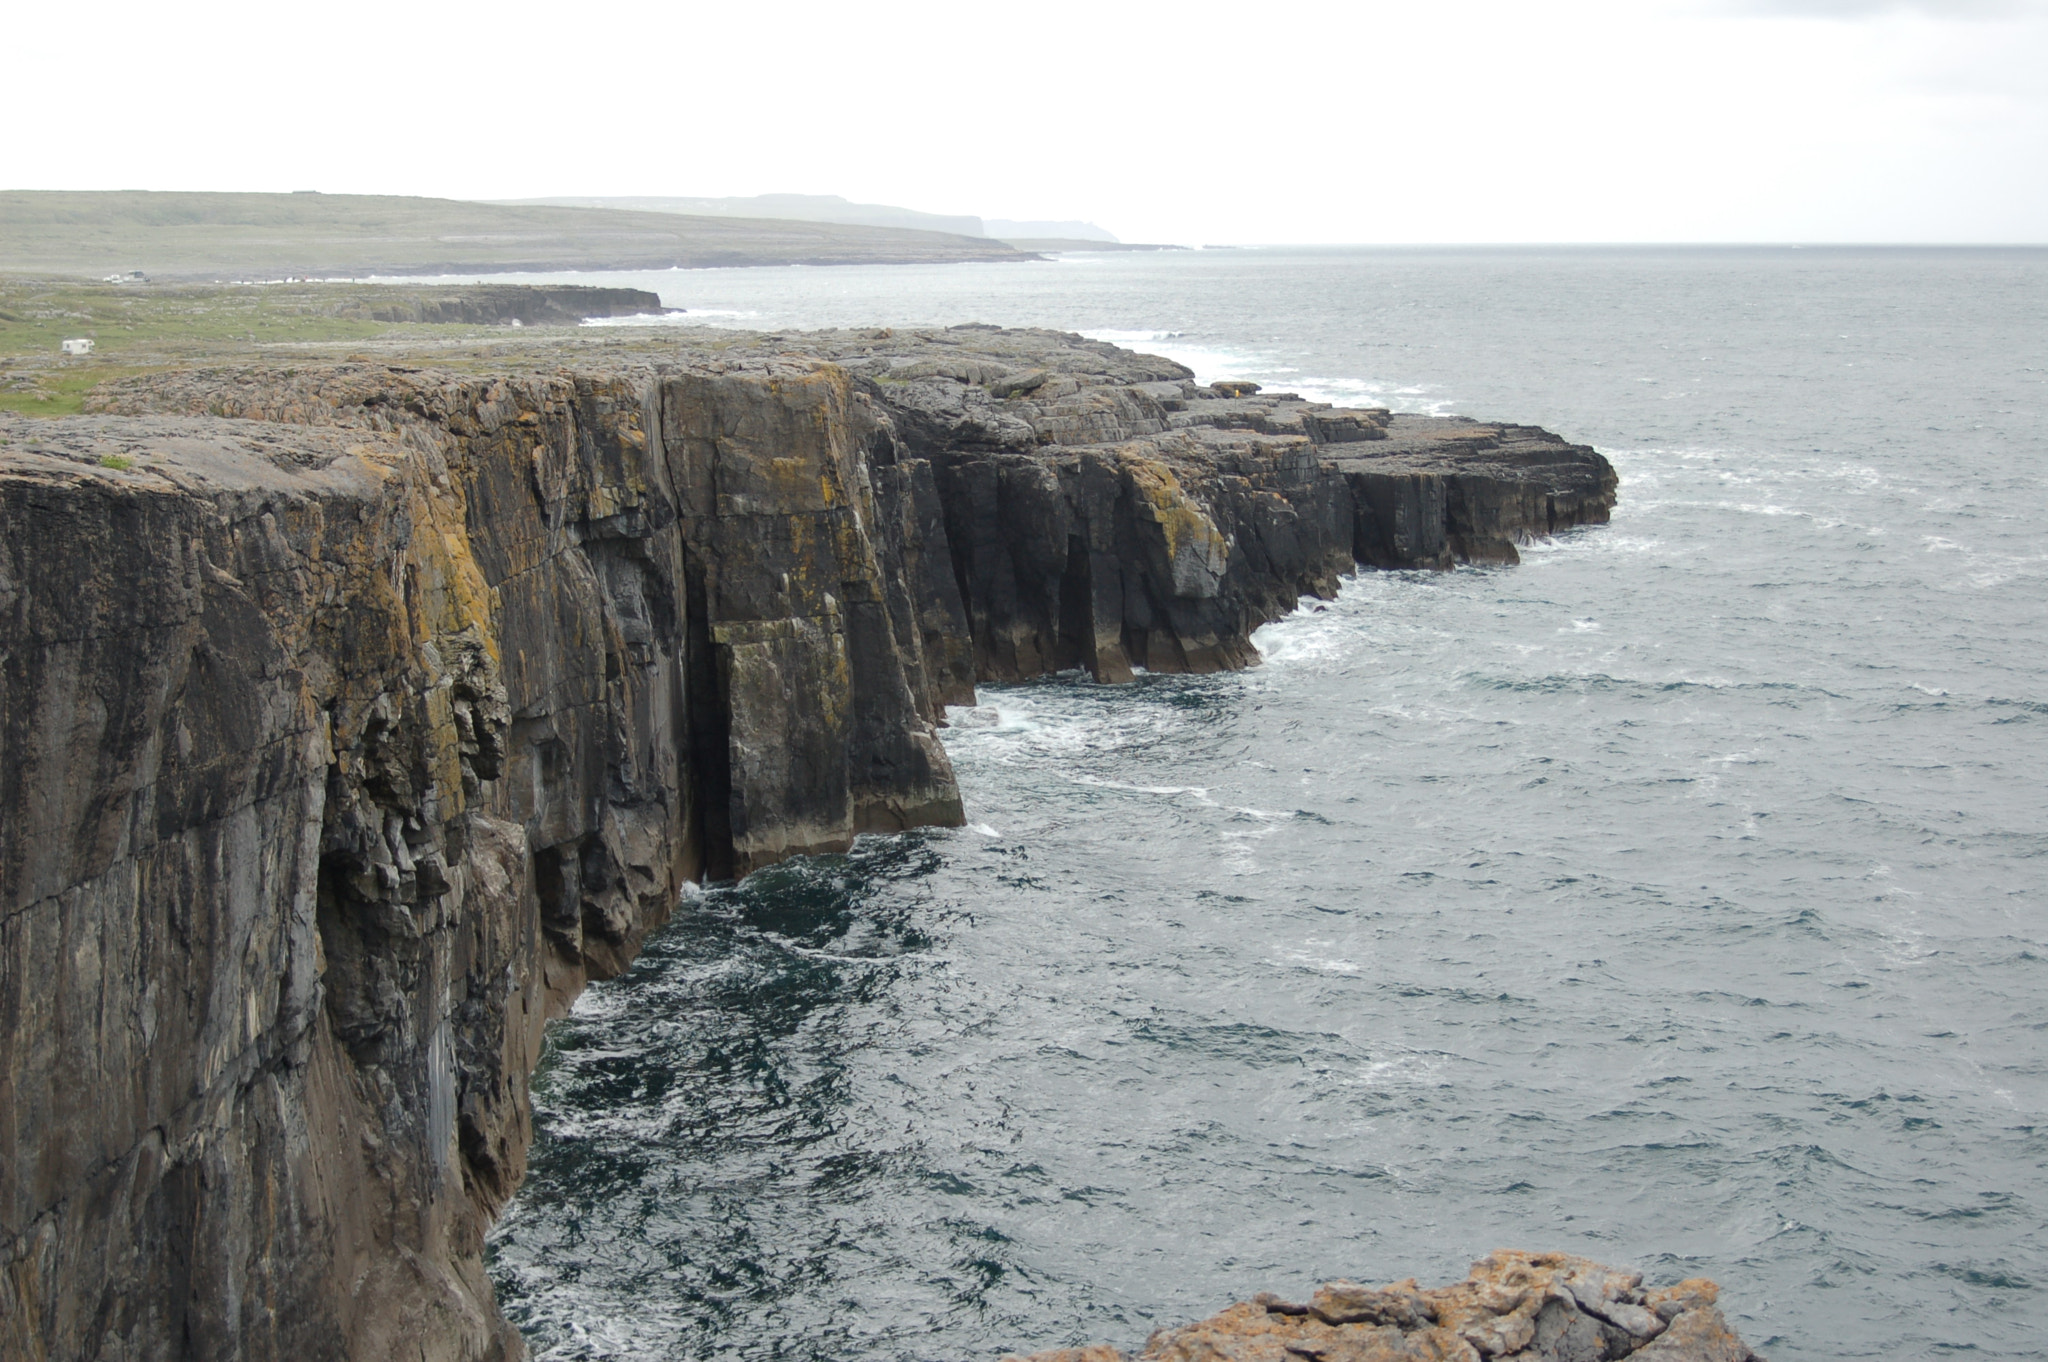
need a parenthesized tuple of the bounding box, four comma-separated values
(0, 190, 1037, 281)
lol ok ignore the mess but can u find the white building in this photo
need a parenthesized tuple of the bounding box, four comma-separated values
(61, 338, 95, 356)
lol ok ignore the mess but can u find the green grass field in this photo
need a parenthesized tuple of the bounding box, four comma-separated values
(0, 365, 149, 418)
(0, 277, 401, 352)
(0, 190, 1026, 279)
(0, 277, 518, 415)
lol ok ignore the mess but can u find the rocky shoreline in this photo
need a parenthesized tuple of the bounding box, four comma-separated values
(1011, 1253, 1763, 1362)
(1, 324, 1616, 1360)
(328, 283, 676, 328)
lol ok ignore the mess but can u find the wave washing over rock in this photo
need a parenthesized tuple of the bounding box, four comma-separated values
(1012, 1253, 1760, 1362)
(1, 324, 1615, 1360)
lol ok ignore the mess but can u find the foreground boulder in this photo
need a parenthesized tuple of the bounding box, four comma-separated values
(1010, 1253, 1762, 1362)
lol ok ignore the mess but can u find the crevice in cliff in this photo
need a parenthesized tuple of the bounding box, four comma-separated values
(1054, 532, 1094, 675)
(682, 552, 736, 883)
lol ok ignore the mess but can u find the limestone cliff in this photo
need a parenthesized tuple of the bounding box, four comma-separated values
(330, 284, 676, 328)
(0, 327, 1616, 1361)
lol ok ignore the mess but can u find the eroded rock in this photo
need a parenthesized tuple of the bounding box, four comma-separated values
(1008, 1254, 1761, 1362)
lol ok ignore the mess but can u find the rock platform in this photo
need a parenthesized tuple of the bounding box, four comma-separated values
(1011, 1253, 1762, 1362)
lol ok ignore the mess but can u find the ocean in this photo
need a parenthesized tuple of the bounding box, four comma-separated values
(446, 246, 2048, 1360)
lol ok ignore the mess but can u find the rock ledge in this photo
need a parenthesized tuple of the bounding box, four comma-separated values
(1009, 1253, 1762, 1362)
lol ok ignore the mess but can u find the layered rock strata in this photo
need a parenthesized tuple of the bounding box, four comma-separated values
(1008, 1252, 1763, 1362)
(0, 327, 1617, 1361)
(332, 284, 676, 327)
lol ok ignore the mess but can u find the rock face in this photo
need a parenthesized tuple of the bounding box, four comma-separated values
(1009, 1253, 1763, 1362)
(331, 284, 676, 327)
(0, 327, 1617, 1362)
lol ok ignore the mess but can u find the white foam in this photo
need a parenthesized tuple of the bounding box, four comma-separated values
(1164, 346, 1295, 387)
(942, 693, 1193, 766)
(1519, 533, 1667, 558)
(567, 986, 628, 1021)
(1066, 773, 1215, 803)
(1291, 376, 1459, 417)
(1084, 329, 1467, 415)
(1081, 329, 1184, 343)
(945, 704, 1009, 729)
(581, 308, 758, 326)
(1282, 948, 1362, 974)
(1344, 1050, 1448, 1090)
(579, 312, 685, 327)
(1252, 595, 1358, 661)
(1078, 331, 1289, 387)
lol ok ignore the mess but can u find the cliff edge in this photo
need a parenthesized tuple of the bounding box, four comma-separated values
(0, 327, 1616, 1361)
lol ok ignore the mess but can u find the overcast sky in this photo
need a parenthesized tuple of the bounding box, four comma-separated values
(7, 0, 2043, 243)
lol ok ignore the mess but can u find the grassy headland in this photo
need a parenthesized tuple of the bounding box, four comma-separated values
(0, 191, 1032, 280)
(0, 276, 688, 416)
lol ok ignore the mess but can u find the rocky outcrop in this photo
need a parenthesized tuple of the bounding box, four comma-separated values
(330, 284, 676, 327)
(1, 326, 1617, 1362)
(818, 326, 1613, 681)
(1009, 1253, 1763, 1362)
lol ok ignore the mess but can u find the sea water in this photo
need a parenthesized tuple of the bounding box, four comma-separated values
(461, 247, 2048, 1360)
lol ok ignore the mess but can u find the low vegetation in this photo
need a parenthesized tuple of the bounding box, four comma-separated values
(0, 190, 1025, 279)
(0, 277, 530, 416)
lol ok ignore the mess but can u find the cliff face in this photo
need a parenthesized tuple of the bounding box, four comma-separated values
(332, 284, 675, 327)
(0, 327, 1615, 1362)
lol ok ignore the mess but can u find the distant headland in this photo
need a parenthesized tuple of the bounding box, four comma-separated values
(0, 189, 1039, 281)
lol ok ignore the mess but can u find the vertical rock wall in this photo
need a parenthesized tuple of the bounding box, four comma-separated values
(0, 359, 974, 1361)
(930, 443, 1353, 682)
(1, 334, 1617, 1362)
(0, 420, 535, 1362)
